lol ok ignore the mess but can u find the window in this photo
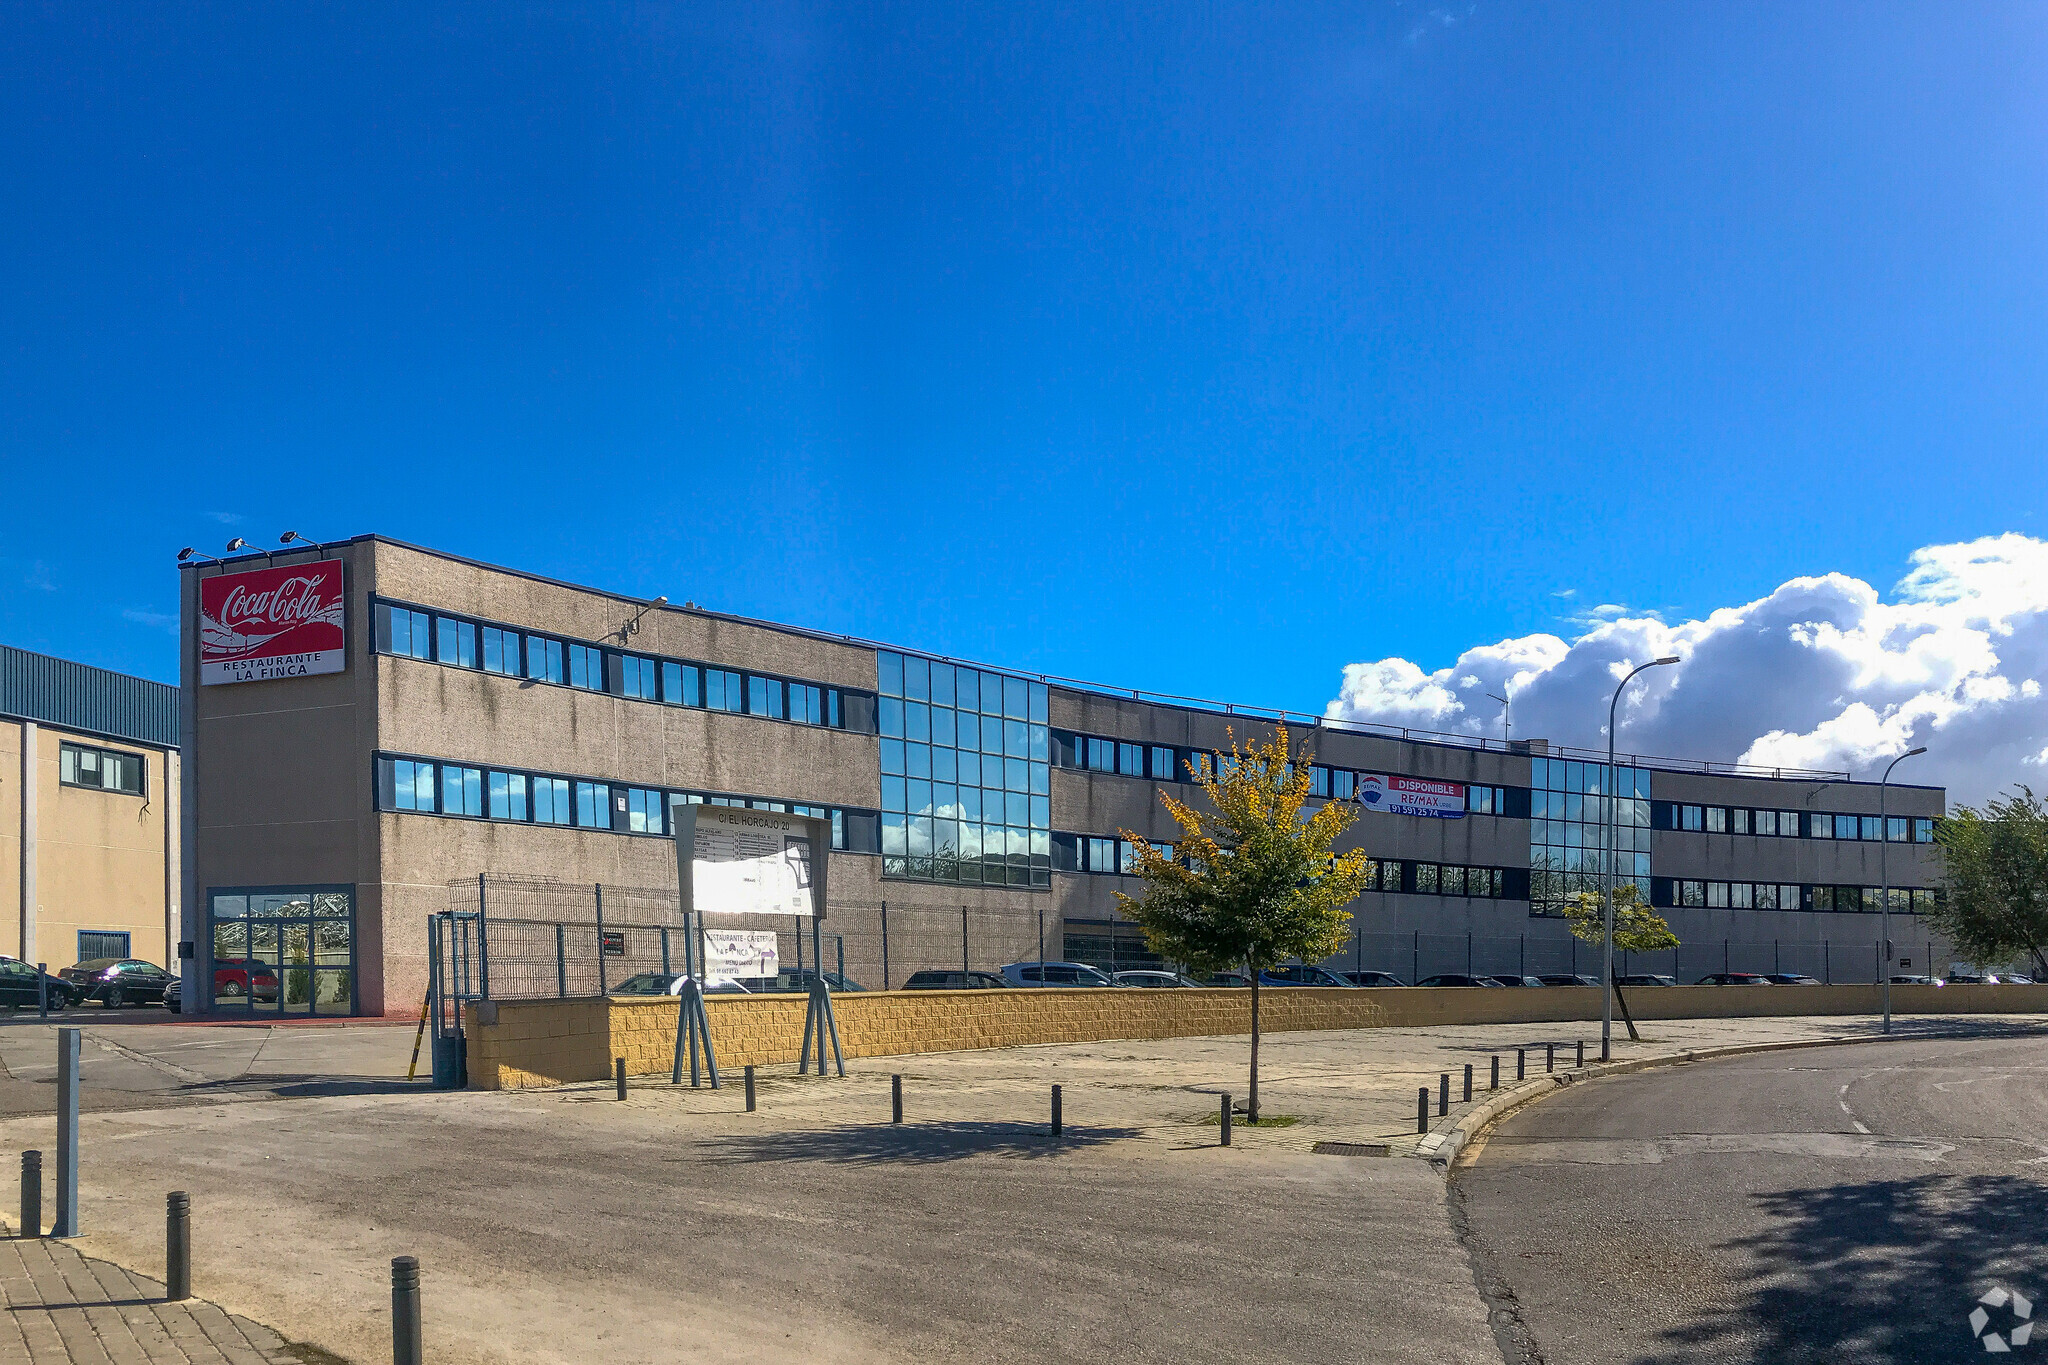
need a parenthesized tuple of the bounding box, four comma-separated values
(1755, 809, 1777, 836)
(1782, 884, 1803, 910)
(1441, 865, 1466, 896)
(569, 644, 604, 691)
(1732, 808, 1751, 835)
(441, 765, 483, 817)
(1914, 817, 1933, 843)
(1151, 747, 1177, 783)
(1857, 815, 1879, 841)
(1086, 738, 1116, 773)
(488, 771, 527, 821)
(620, 655, 658, 700)
(1415, 863, 1439, 894)
(1706, 807, 1726, 834)
(1730, 882, 1753, 909)
(1680, 805, 1705, 832)
(1466, 785, 1498, 815)
(1309, 765, 1331, 798)
(705, 669, 742, 712)
(375, 603, 432, 660)
(1811, 814, 1833, 839)
(574, 781, 611, 829)
(1332, 769, 1356, 801)
(391, 759, 435, 812)
(748, 676, 784, 719)
(1707, 881, 1729, 908)
(532, 777, 570, 825)
(1085, 837, 1118, 873)
(527, 635, 566, 684)
(435, 617, 477, 669)
(481, 627, 521, 676)
(59, 742, 144, 795)
(792, 684, 823, 726)
(78, 930, 131, 961)
(1754, 883, 1778, 910)
(662, 661, 699, 707)
(1680, 880, 1705, 907)
(625, 788, 664, 834)
(1886, 816, 1909, 843)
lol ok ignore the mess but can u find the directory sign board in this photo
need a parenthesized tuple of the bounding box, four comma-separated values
(199, 560, 347, 685)
(674, 805, 830, 919)
(1357, 773, 1466, 819)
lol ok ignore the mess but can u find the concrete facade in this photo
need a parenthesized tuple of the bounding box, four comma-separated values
(180, 535, 1958, 1017)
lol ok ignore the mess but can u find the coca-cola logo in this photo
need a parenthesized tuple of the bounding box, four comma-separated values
(216, 576, 335, 630)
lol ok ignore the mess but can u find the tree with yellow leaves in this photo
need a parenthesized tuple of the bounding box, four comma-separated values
(1118, 726, 1372, 1122)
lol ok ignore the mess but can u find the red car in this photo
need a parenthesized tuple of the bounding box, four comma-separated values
(213, 958, 281, 1002)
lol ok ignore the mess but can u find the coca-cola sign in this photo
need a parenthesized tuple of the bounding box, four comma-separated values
(198, 561, 347, 685)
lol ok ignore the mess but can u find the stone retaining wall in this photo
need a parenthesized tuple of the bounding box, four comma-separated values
(461, 982, 2047, 1090)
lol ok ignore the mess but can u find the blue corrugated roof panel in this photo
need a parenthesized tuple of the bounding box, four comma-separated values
(0, 645, 179, 749)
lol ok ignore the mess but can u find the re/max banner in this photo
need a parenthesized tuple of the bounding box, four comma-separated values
(1357, 773, 1466, 819)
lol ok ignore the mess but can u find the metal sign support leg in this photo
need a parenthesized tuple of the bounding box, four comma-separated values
(670, 978, 721, 1089)
(799, 979, 845, 1078)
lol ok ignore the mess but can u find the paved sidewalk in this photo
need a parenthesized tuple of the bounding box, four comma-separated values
(0, 1233, 307, 1365)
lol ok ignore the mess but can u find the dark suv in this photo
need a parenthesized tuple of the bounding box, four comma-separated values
(0, 960, 74, 1010)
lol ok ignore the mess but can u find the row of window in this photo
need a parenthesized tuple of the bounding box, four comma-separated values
(373, 753, 874, 852)
(1656, 803, 1936, 844)
(877, 652, 1049, 722)
(1651, 879, 1943, 915)
(881, 823, 1052, 888)
(58, 741, 145, 795)
(374, 600, 862, 733)
(1052, 835, 1520, 901)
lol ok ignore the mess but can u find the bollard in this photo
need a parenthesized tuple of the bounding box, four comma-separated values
(1517, 1048, 1526, 1082)
(1575, 1039, 1585, 1068)
(1051, 1084, 1063, 1139)
(744, 1065, 756, 1113)
(54, 1030, 79, 1238)
(1491, 1055, 1499, 1091)
(1417, 1087, 1428, 1134)
(891, 1074, 903, 1124)
(1220, 1092, 1232, 1146)
(1546, 1041, 1555, 1073)
(20, 1151, 40, 1239)
(614, 1057, 627, 1101)
(1463, 1063, 1473, 1103)
(166, 1192, 190, 1301)
(1438, 1073, 1449, 1117)
(391, 1256, 422, 1365)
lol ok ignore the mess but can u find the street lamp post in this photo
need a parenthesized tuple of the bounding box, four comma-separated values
(1603, 656, 1681, 1062)
(1879, 746, 1928, 1034)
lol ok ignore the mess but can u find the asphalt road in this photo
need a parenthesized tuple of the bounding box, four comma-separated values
(1453, 1025, 2048, 1365)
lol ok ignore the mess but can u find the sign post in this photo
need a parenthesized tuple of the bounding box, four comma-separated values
(672, 805, 837, 1083)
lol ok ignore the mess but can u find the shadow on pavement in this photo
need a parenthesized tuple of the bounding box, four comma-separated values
(1635, 1174, 2048, 1365)
(704, 1120, 1142, 1165)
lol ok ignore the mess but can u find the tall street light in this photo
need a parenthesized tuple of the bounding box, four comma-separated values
(1603, 656, 1681, 1062)
(1878, 745, 1928, 1034)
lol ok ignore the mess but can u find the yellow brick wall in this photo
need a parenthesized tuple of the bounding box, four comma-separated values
(462, 982, 2048, 1090)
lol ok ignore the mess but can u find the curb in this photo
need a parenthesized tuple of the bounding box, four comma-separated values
(1411, 1027, 2028, 1169)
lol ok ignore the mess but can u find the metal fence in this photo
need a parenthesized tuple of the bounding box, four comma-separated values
(1336, 931, 1958, 985)
(441, 875, 1058, 999)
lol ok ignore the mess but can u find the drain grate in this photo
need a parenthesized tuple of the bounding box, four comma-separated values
(1311, 1141, 1392, 1158)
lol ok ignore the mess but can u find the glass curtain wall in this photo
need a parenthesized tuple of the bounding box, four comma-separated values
(877, 651, 1051, 887)
(1529, 758, 1650, 917)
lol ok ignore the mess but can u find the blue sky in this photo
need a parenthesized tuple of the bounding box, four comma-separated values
(4, 3, 2045, 766)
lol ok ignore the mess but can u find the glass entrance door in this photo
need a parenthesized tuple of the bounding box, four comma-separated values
(206, 886, 356, 1016)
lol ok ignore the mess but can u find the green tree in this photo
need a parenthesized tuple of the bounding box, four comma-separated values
(1565, 883, 1679, 1041)
(1931, 787, 2048, 977)
(1117, 726, 1372, 1122)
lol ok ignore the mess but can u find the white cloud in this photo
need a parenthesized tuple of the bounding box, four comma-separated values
(1324, 533, 2048, 806)
(206, 511, 244, 525)
(122, 608, 179, 634)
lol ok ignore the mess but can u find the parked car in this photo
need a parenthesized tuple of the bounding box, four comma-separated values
(163, 978, 181, 1013)
(1339, 971, 1407, 987)
(0, 959, 75, 1010)
(1202, 971, 1251, 987)
(1488, 974, 1547, 988)
(1616, 974, 1677, 986)
(903, 969, 1010, 989)
(1536, 974, 1602, 987)
(60, 958, 175, 1007)
(997, 962, 1114, 987)
(1763, 973, 1822, 985)
(1113, 970, 1203, 988)
(1695, 972, 1772, 985)
(1415, 974, 1506, 988)
(1890, 974, 1944, 985)
(610, 972, 749, 995)
(1946, 972, 1998, 984)
(211, 957, 281, 1003)
(732, 969, 865, 993)
(2003, 974, 2035, 984)
(1258, 964, 1353, 987)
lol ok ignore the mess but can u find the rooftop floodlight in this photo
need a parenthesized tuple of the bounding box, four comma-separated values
(225, 537, 247, 552)
(280, 531, 301, 544)
(177, 547, 195, 562)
